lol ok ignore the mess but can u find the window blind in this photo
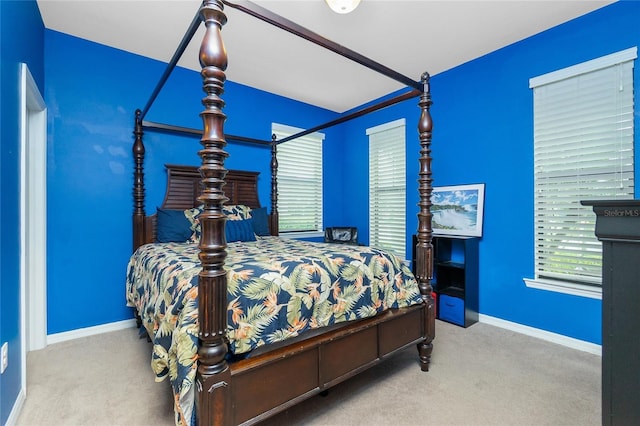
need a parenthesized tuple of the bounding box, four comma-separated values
(530, 48, 635, 285)
(368, 119, 406, 258)
(272, 123, 324, 233)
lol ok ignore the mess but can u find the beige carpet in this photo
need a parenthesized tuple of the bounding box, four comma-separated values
(16, 320, 600, 426)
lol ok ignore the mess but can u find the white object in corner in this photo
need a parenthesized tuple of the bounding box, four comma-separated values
(1, 342, 8, 373)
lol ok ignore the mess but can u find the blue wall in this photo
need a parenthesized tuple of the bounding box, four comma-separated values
(43, 2, 640, 345)
(339, 1, 639, 345)
(43, 30, 340, 336)
(0, 1, 44, 423)
(431, 1, 638, 344)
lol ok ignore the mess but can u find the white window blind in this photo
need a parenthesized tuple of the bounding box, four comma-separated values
(368, 119, 406, 258)
(272, 123, 324, 233)
(530, 48, 636, 286)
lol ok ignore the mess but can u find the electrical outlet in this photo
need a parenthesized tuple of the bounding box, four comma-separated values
(1, 342, 8, 374)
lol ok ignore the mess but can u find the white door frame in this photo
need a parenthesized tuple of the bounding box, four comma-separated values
(19, 63, 48, 394)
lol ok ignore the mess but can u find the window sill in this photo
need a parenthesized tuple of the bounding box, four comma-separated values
(523, 278, 602, 300)
(278, 231, 324, 239)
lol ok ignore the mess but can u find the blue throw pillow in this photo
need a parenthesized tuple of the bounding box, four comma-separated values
(251, 207, 270, 236)
(225, 218, 257, 242)
(156, 208, 193, 243)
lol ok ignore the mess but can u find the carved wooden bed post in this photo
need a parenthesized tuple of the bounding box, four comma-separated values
(132, 109, 146, 251)
(196, 1, 231, 424)
(270, 133, 279, 235)
(416, 72, 435, 371)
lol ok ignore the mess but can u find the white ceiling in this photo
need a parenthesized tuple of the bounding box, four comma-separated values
(37, 0, 615, 113)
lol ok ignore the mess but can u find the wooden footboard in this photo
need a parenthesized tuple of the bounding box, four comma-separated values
(230, 305, 425, 425)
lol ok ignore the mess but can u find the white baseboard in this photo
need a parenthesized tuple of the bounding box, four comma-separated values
(5, 388, 26, 426)
(47, 319, 137, 346)
(479, 314, 602, 356)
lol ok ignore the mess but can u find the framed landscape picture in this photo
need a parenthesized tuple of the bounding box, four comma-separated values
(432, 184, 485, 237)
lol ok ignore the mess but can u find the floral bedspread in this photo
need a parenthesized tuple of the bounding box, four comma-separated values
(125, 236, 422, 425)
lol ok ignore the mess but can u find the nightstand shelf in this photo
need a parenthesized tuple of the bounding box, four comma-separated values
(432, 236, 479, 327)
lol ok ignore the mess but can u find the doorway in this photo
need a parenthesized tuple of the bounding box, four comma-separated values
(19, 63, 47, 394)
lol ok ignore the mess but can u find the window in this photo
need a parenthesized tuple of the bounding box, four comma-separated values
(272, 123, 324, 233)
(367, 119, 406, 258)
(527, 47, 636, 297)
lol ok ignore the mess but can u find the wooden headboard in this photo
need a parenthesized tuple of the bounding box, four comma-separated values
(141, 164, 264, 244)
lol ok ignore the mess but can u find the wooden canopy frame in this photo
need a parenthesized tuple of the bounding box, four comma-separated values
(132, 1, 435, 424)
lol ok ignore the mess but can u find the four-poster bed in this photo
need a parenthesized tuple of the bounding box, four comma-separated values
(127, 1, 436, 425)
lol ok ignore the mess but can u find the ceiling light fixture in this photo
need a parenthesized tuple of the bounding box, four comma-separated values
(325, 0, 361, 14)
